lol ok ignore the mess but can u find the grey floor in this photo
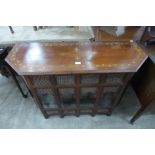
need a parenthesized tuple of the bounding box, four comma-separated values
(0, 74, 155, 129)
(0, 26, 93, 45)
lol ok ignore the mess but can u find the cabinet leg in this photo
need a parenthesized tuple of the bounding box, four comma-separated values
(9, 26, 14, 34)
(33, 26, 37, 31)
(60, 114, 64, 118)
(43, 111, 49, 119)
(76, 111, 80, 117)
(130, 105, 148, 124)
(89, 37, 95, 42)
(106, 113, 111, 116)
(7, 67, 28, 98)
(91, 113, 95, 117)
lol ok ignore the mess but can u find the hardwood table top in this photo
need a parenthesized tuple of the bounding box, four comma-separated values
(6, 41, 148, 75)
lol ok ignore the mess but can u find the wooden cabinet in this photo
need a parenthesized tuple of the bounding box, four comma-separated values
(6, 42, 147, 118)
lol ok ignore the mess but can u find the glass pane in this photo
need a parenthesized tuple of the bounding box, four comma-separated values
(81, 74, 99, 84)
(103, 86, 119, 93)
(99, 93, 113, 108)
(56, 75, 74, 84)
(59, 88, 76, 108)
(80, 87, 96, 108)
(36, 89, 58, 108)
(105, 73, 124, 85)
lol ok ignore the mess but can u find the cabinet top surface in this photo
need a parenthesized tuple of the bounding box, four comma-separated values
(6, 42, 148, 75)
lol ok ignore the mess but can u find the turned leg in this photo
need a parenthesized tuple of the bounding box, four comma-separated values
(130, 105, 149, 124)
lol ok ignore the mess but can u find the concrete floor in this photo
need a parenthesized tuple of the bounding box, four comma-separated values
(0, 26, 94, 45)
(0, 74, 155, 128)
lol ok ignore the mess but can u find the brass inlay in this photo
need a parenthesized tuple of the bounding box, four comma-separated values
(8, 42, 146, 73)
(75, 47, 80, 52)
(60, 53, 65, 56)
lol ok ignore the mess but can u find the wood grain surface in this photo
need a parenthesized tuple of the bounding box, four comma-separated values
(6, 41, 148, 75)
